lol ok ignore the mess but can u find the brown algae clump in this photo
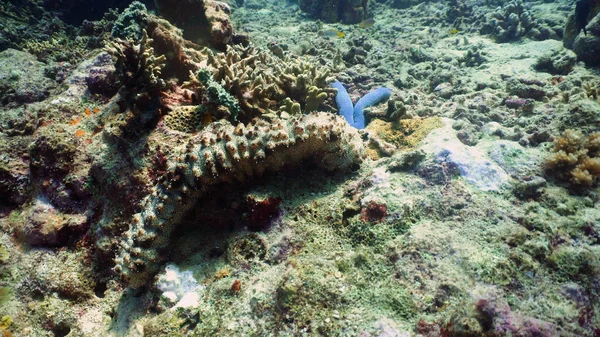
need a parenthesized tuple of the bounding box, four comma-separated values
(367, 117, 443, 148)
(0, 315, 11, 331)
(366, 117, 443, 158)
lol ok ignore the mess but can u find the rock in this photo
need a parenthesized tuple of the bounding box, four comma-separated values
(203, 0, 234, 48)
(0, 49, 54, 107)
(24, 250, 96, 300)
(0, 139, 30, 206)
(21, 197, 88, 246)
(487, 140, 543, 178)
(84, 52, 118, 97)
(505, 78, 547, 101)
(390, 0, 420, 9)
(154, 0, 233, 49)
(571, 10, 600, 66)
(388, 150, 426, 172)
(433, 82, 454, 98)
(298, 0, 368, 24)
(573, 35, 600, 66)
(514, 176, 547, 199)
(534, 49, 577, 75)
(420, 121, 511, 191)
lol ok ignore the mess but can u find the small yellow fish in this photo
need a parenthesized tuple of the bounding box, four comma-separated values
(359, 17, 375, 29)
(450, 27, 459, 35)
(322, 28, 345, 38)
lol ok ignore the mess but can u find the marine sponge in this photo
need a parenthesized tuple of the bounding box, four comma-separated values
(545, 129, 600, 187)
(196, 68, 241, 121)
(114, 112, 365, 287)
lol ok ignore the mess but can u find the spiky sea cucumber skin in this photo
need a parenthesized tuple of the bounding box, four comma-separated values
(114, 112, 365, 287)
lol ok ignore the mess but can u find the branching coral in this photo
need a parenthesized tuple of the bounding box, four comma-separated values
(546, 129, 600, 187)
(203, 45, 334, 122)
(106, 29, 166, 94)
(582, 80, 599, 100)
(114, 112, 365, 287)
(22, 32, 87, 62)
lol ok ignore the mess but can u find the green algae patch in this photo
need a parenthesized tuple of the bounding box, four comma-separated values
(142, 310, 189, 337)
(547, 245, 600, 282)
(341, 212, 415, 248)
(275, 258, 351, 333)
(0, 244, 8, 263)
(0, 287, 12, 305)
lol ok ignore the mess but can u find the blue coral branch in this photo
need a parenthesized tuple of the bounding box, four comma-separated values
(331, 80, 391, 129)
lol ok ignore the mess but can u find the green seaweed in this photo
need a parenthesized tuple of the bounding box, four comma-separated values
(0, 244, 8, 264)
(0, 287, 12, 305)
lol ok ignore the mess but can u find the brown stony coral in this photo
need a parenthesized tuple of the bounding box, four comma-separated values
(163, 106, 212, 133)
(545, 129, 600, 187)
(106, 29, 166, 94)
(204, 45, 334, 121)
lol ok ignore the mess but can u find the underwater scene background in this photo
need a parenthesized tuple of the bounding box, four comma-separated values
(0, 0, 600, 336)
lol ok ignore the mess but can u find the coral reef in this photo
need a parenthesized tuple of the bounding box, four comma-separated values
(2, 0, 600, 335)
(114, 112, 365, 287)
(545, 129, 600, 188)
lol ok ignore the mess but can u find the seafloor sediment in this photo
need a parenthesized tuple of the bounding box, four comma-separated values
(0, 0, 599, 336)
